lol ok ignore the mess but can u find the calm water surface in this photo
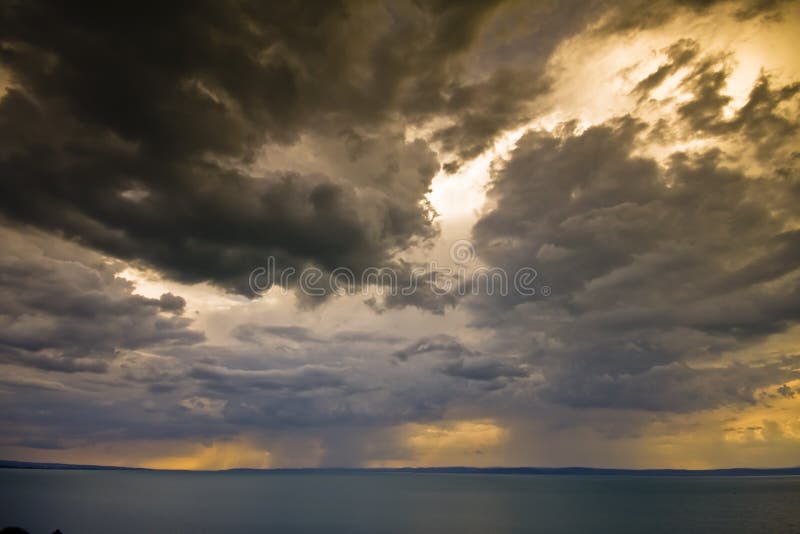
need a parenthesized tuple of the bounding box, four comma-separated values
(2, 469, 800, 533)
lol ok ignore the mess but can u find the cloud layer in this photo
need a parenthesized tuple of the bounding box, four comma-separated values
(1, 0, 799, 468)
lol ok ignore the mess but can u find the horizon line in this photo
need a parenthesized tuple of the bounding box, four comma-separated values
(3, 460, 800, 476)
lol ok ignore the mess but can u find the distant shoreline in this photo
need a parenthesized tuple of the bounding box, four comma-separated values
(3, 460, 800, 477)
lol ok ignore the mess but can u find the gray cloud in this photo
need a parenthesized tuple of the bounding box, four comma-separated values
(231, 324, 323, 345)
(539, 359, 800, 412)
(470, 60, 800, 411)
(189, 363, 345, 393)
(631, 40, 800, 164)
(675, 62, 800, 161)
(0, 228, 203, 373)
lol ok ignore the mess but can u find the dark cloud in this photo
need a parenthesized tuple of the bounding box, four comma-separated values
(439, 357, 527, 382)
(392, 334, 474, 361)
(733, 0, 795, 20)
(0, 0, 598, 297)
(632, 39, 700, 99)
(598, 0, 789, 33)
(776, 383, 797, 399)
(431, 67, 549, 167)
(157, 293, 187, 315)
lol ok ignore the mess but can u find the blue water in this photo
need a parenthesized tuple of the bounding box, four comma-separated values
(2, 469, 799, 533)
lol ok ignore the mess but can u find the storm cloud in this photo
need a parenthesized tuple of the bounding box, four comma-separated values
(1, 0, 799, 469)
(0, 0, 593, 296)
(470, 58, 800, 411)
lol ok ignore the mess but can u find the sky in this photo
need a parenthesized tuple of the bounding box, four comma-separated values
(1, 0, 799, 470)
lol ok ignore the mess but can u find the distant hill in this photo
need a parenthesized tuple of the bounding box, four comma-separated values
(0, 460, 146, 471)
(2, 460, 800, 476)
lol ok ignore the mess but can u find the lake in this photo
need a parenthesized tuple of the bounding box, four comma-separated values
(2, 469, 799, 533)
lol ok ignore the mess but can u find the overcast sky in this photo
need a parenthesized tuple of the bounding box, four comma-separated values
(1, 0, 799, 469)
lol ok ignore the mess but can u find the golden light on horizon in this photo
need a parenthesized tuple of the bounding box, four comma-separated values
(140, 439, 272, 471)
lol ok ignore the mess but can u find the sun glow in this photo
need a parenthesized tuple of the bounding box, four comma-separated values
(140, 439, 272, 471)
(368, 419, 508, 468)
(425, 124, 532, 229)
